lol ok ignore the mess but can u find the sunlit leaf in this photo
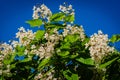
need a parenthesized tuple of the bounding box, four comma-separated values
(26, 19, 42, 27)
(45, 23, 64, 29)
(65, 15, 74, 22)
(57, 51, 70, 57)
(38, 58, 50, 68)
(110, 34, 120, 43)
(76, 57, 94, 65)
(71, 73, 79, 80)
(50, 13, 65, 21)
(64, 34, 79, 43)
(35, 30, 45, 40)
(60, 42, 71, 49)
(63, 70, 79, 80)
(15, 46, 25, 56)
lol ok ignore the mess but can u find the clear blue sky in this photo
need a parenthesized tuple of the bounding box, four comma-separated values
(0, 0, 120, 50)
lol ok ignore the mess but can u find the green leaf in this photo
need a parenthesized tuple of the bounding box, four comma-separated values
(71, 73, 79, 80)
(76, 57, 94, 65)
(64, 34, 79, 43)
(46, 23, 64, 29)
(3, 59, 11, 65)
(57, 51, 70, 57)
(110, 34, 120, 43)
(63, 70, 72, 80)
(26, 19, 42, 27)
(38, 58, 50, 68)
(21, 57, 32, 63)
(99, 57, 119, 69)
(60, 42, 71, 50)
(15, 46, 25, 56)
(65, 15, 74, 22)
(50, 13, 65, 21)
(35, 30, 45, 40)
(63, 70, 79, 80)
(3, 53, 16, 65)
(82, 38, 90, 46)
(16, 46, 25, 52)
(69, 54, 79, 59)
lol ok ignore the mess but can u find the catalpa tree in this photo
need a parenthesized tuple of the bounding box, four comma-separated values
(0, 3, 120, 80)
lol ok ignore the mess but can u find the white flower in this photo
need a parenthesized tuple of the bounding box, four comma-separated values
(62, 24, 85, 40)
(31, 45, 36, 49)
(11, 40, 21, 48)
(63, 29, 69, 37)
(0, 43, 13, 56)
(44, 33, 49, 39)
(59, 3, 74, 15)
(86, 30, 114, 63)
(24, 49, 28, 55)
(38, 46, 45, 59)
(16, 27, 35, 46)
(18, 26, 26, 32)
(32, 4, 52, 21)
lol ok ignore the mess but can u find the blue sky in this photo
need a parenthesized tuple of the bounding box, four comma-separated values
(0, 0, 120, 50)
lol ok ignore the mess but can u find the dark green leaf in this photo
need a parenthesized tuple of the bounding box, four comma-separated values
(63, 70, 72, 80)
(99, 57, 119, 69)
(26, 19, 42, 27)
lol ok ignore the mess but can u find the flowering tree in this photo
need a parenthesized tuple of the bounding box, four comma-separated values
(0, 3, 120, 80)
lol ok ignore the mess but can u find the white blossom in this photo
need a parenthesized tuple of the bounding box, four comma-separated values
(63, 28, 69, 37)
(38, 46, 46, 58)
(59, 3, 75, 15)
(32, 4, 52, 21)
(11, 40, 21, 48)
(34, 70, 55, 80)
(16, 27, 35, 46)
(0, 43, 13, 56)
(85, 30, 114, 63)
(62, 24, 85, 40)
(31, 45, 36, 49)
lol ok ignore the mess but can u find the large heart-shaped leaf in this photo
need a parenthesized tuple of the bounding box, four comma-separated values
(26, 19, 42, 27)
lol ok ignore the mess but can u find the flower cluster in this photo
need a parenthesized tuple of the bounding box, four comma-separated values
(0, 43, 12, 75)
(34, 70, 57, 80)
(0, 43, 13, 56)
(85, 30, 114, 63)
(59, 3, 75, 15)
(24, 28, 62, 59)
(32, 4, 52, 21)
(15, 27, 35, 46)
(29, 42, 55, 59)
(63, 24, 85, 40)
